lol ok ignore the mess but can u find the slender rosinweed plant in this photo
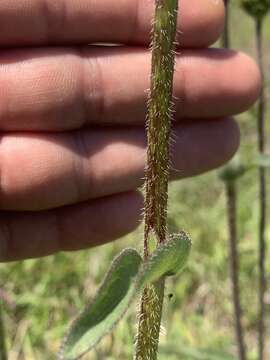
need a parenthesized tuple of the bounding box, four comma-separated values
(239, 2, 270, 358)
(135, 0, 182, 358)
(59, 1, 191, 359)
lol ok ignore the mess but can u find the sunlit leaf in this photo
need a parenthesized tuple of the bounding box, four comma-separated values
(59, 249, 141, 360)
(254, 154, 270, 168)
(59, 233, 191, 360)
(140, 232, 192, 288)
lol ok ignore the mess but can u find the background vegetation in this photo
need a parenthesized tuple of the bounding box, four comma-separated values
(0, 4, 269, 360)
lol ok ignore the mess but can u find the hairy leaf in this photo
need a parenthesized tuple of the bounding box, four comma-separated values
(140, 232, 192, 288)
(60, 233, 191, 360)
(59, 249, 141, 360)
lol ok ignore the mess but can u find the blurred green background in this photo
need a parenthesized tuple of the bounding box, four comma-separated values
(0, 4, 269, 360)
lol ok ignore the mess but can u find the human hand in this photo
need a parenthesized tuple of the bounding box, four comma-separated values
(0, 0, 260, 261)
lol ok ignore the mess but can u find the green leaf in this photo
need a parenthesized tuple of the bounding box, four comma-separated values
(254, 154, 270, 168)
(239, 0, 270, 20)
(59, 249, 142, 360)
(218, 155, 247, 183)
(241, 154, 270, 171)
(140, 232, 192, 288)
(59, 233, 191, 360)
(218, 154, 270, 184)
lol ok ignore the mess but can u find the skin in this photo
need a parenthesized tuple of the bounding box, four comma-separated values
(0, 0, 261, 261)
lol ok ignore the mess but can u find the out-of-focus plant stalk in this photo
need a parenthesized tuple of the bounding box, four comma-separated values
(0, 302, 7, 360)
(240, 2, 270, 357)
(221, 4, 246, 359)
(239, 3, 270, 357)
(255, 18, 267, 360)
(225, 183, 247, 360)
(135, 1, 178, 359)
(222, 0, 230, 48)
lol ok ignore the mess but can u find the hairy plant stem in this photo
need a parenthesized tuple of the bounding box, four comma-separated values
(0, 302, 7, 360)
(225, 183, 247, 360)
(255, 19, 267, 360)
(135, 1, 178, 359)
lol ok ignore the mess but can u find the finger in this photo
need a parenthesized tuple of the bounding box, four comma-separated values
(0, 191, 143, 262)
(0, 118, 239, 211)
(0, 0, 224, 47)
(0, 48, 260, 131)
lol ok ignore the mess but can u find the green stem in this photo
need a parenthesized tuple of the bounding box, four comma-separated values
(135, 1, 178, 359)
(222, 0, 230, 48)
(135, 280, 165, 360)
(144, 0, 178, 251)
(0, 302, 8, 360)
(225, 183, 247, 360)
(222, 6, 246, 359)
(255, 19, 267, 360)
